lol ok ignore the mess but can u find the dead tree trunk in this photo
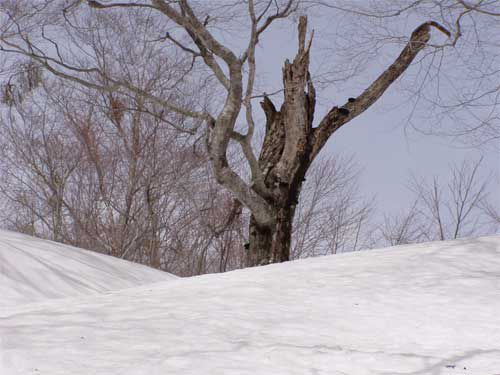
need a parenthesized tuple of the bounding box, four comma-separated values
(246, 18, 315, 266)
(246, 17, 449, 266)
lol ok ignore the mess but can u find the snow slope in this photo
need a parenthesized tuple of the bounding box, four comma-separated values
(0, 229, 176, 307)
(1, 236, 500, 375)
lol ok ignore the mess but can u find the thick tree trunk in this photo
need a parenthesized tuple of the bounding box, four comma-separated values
(247, 205, 296, 267)
(246, 146, 308, 266)
(247, 216, 274, 267)
(246, 17, 313, 267)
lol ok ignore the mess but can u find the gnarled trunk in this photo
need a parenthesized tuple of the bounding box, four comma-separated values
(247, 202, 298, 267)
(246, 17, 314, 267)
(247, 216, 274, 267)
(246, 141, 310, 266)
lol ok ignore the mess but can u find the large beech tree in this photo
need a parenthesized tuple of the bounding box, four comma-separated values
(0, 0, 455, 266)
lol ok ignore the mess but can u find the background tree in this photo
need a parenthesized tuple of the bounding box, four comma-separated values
(292, 155, 373, 258)
(379, 199, 424, 246)
(378, 158, 497, 245)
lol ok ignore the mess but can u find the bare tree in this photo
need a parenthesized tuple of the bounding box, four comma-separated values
(379, 199, 425, 246)
(417, 158, 493, 240)
(0, 75, 245, 276)
(482, 201, 500, 226)
(292, 155, 373, 258)
(379, 158, 497, 245)
(3, 0, 493, 267)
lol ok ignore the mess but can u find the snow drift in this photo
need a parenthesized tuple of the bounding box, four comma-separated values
(0, 229, 175, 307)
(1, 235, 500, 375)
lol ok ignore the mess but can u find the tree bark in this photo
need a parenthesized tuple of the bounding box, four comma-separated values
(245, 17, 314, 266)
(247, 199, 299, 267)
(246, 109, 311, 267)
(247, 216, 274, 267)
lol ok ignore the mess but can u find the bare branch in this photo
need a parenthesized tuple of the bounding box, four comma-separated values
(87, 1, 156, 10)
(457, 0, 500, 16)
(311, 21, 450, 159)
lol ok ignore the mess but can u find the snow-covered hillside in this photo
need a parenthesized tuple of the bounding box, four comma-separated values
(0, 230, 176, 307)
(1, 236, 500, 375)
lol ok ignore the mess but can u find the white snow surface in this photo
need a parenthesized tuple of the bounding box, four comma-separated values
(1, 235, 500, 375)
(0, 229, 176, 308)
